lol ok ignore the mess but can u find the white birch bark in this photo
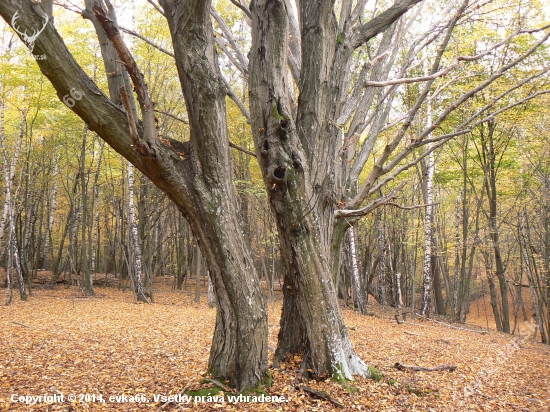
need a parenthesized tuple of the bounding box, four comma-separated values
(377, 213, 387, 305)
(207, 271, 216, 308)
(90, 145, 104, 274)
(348, 226, 366, 313)
(194, 243, 201, 303)
(41, 162, 58, 268)
(421, 71, 435, 316)
(452, 190, 461, 318)
(127, 162, 148, 303)
(395, 272, 403, 308)
(1, 111, 26, 300)
(0, 102, 23, 249)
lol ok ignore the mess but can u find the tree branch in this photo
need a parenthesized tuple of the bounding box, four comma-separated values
(385, 202, 438, 210)
(228, 0, 251, 20)
(350, 0, 423, 49)
(119, 26, 174, 58)
(222, 76, 251, 123)
(229, 141, 257, 157)
(394, 362, 457, 372)
(335, 181, 407, 219)
(146, 0, 165, 16)
(211, 7, 249, 72)
(364, 26, 546, 88)
(93, 2, 158, 156)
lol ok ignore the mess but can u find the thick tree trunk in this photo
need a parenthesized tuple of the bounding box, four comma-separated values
(0, 0, 268, 390)
(273, 270, 307, 366)
(249, 0, 369, 380)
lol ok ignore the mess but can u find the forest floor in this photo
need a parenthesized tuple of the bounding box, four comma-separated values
(1, 279, 549, 411)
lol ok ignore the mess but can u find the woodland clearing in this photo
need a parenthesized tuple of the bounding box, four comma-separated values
(1, 279, 549, 411)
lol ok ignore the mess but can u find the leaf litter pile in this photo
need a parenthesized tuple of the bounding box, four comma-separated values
(1, 285, 549, 411)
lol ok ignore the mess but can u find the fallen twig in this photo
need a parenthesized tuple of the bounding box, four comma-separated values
(12, 321, 30, 328)
(395, 362, 457, 372)
(203, 378, 235, 394)
(157, 383, 191, 411)
(403, 330, 423, 337)
(415, 313, 489, 334)
(298, 385, 344, 408)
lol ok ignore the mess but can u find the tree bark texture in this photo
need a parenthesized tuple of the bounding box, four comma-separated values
(0, 0, 267, 390)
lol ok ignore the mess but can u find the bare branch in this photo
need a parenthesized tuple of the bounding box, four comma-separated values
(335, 181, 407, 219)
(119, 26, 174, 58)
(93, 2, 158, 156)
(228, 0, 251, 20)
(394, 362, 457, 372)
(146, 0, 165, 16)
(364, 26, 547, 88)
(386, 202, 438, 210)
(229, 141, 257, 157)
(214, 35, 248, 76)
(348, 0, 468, 209)
(350, 0, 423, 49)
(154, 109, 188, 124)
(211, 7, 249, 72)
(222, 76, 251, 124)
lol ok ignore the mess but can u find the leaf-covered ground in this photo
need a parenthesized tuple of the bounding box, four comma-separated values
(1, 284, 549, 411)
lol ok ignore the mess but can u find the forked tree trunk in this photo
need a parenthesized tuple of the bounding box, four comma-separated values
(249, 0, 370, 380)
(482, 121, 510, 333)
(0, 0, 268, 390)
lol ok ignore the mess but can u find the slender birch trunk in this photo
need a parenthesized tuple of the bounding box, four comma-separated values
(348, 226, 366, 314)
(377, 212, 387, 305)
(0, 103, 23, 254)
(421, 88, 435, 316)
(80, 128, 94, 295)
(194, 243, 201, 303)
(452, 190, 461, 318)
(41, 161, 58, 268)
(127, 162, 148, 303)
(207, 272, 216, 308)
(90, 142, 104, 274)
(1, 111, 26, 301)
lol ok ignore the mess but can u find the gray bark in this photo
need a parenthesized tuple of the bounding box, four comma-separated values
(0, 0, 267, 390)
(348, 227, 366, 314)
(127, 162, 148, 303)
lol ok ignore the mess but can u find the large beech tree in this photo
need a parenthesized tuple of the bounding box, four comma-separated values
(1, 0, 548, 390)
